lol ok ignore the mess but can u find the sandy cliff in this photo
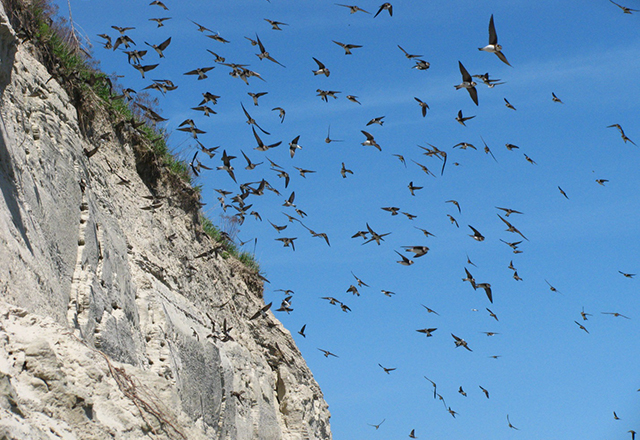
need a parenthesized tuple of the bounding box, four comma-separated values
(0, 2, 331, 439)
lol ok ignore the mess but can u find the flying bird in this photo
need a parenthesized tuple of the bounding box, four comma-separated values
(422, 305, 440, 315)
(498, 214, 528, 241)
(558, 186, 569, 199)
(312, 57, 330, 76)
(150, 1, 168, 10)
(408, 181, 423, 196)
(241, 102, 270, 135)
(289, 135, 302, 158)
(207, 49, 226, 63)
(468, 225, 485, 241)
(403, 245, 429, 257)
(456, 110, 475, 126)
(378, 364, 396, 374)
(190, 20, 213, 33)
(361, 130, 381, 151)
(318, 348, 339, 357)
(504, 98, 516, 110)
(476, 282, 493, 303)
(340, 162, 353, 178)
(252, 127, 281, 151)
(346, 95, 361, 104)
(249, 302, 272, 320)
(351, 272, 370, 287)
(414, 97, 429, 117)
(145, 37, 172, 58)
(575, 320, 589, 333)
(395, 250, 414, 266)
(486, 308, 499, 321)
(455, 61, 478, 106)
(496, 206, 523, 217)
(416, 328, 437, 337)
(265, 19, 288, 30)
(336, 4, 370, 14)
(374, 3, 393, 17)
(148, 17, 171, 27)
(132, 63, 159, 79)
(608, 123, 636, 145)
(451, 334, 472, 351)
(367, 116, 385, 126)
(206, 33, 230, 44)
(609, 0, 639, 13)
(398, 45, 422, 59)
(602, 312, 631, 319)
(333, 40, 363, 55)
(412, 59, 430, 70)
(255, 34, 286, 67)
(479, 14, 511, 66)
(184, 66, 215, 80)
(272, 107, 286, 122)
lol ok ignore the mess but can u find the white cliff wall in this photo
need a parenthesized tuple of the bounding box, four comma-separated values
(0, 3, 331, 439)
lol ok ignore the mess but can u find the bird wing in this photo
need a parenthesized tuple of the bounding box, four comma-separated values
(488, 14, 498, 45)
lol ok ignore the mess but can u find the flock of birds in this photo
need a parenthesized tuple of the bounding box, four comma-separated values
(77, 0, 640, 438)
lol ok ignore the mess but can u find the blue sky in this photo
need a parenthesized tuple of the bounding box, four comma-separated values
(56, 0, 639, 438)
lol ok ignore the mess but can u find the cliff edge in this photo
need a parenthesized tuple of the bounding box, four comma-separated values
(0, 2, 331, 439)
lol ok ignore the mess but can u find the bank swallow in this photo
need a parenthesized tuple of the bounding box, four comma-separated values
(395, 250, 414, 266)
(149, 17, 171, 27)
(416, 328, 437, 337)
(608, 123, 636, 145)
(455, 61, 478, 105)
(504, 98, 516, 110)
(609, 0, 639, 13)
(412, 59, 430, 70)
(456, 110, 475, 126)
(361, 131, 381, 151)
(336, 3, 370, 14)
(374, 3, 393, 17)
(318, 348, 339, 357)
(479, 15, 511, 66)
(575, 320, 589, 333)
(256, 34, 285, 67)
(145, 37, 171, 58)
(398, 45, 422, 59)
(333, 40, 362, 55)
(265, 19, 288, 30)
(341, 162, 353, 178)
(378, 364, 396, 374)
(415, 97, 429, 117)
(272, 107, 286, 122)
(312, 57, 330, 76)
(408, 181, 423, 196)
(451, 334, 472, 351)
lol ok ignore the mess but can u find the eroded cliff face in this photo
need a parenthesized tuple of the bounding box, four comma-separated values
(0, 3, 331, 439)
